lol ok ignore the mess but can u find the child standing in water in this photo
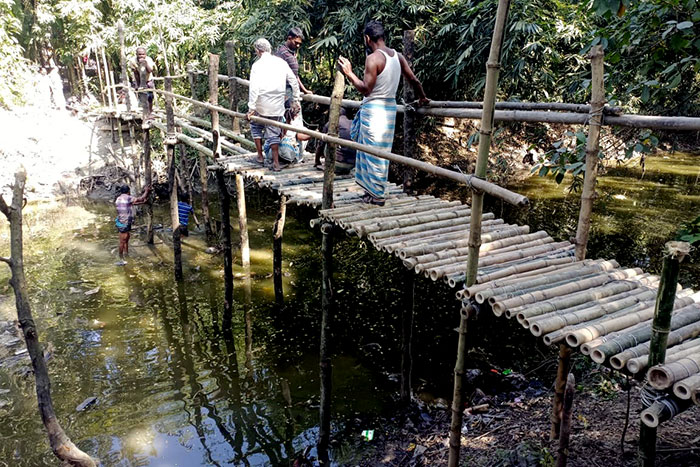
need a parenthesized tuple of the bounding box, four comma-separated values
(115, 184, 151, 265)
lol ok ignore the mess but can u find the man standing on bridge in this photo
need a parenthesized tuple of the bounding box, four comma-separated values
(338, 20, 428, 206)
(247, 38, 301, 171)
(275, 27, 313, 97)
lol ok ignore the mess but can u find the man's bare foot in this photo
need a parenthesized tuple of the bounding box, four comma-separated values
(256, 156, 264, 164)
(272, 163, 281, 172)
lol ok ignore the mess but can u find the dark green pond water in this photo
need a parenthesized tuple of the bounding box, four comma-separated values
(0, 151, 698, 466)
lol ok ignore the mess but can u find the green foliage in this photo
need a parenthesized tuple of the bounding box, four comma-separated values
(0, 0, 31, 108)
(677, 215, 700, 244)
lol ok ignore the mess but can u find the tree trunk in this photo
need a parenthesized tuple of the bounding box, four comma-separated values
(0, 171, 96, 467)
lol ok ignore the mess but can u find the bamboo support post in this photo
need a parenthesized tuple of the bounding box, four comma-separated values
(236, 174, 250, 270)
(225, 41, 240, 134)
(574, 45, 605, 261)
(551, 344, 572, 440)
(143, 127, 154, 244)
(556, 373, 575, 467)
(639, 241, 690, 467)
(216, 168, 234, 320)
(273, 194, 287, 307)
(401, 268, 415, 404)
(449, 2, 511, 466)
(402, 30, 418, 192)
(165, 77, 183, 281)
(318, 68, 345, 462)
(209, 54, 221, 160)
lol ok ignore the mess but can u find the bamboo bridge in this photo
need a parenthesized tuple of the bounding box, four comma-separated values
(90, 18, 700, 465)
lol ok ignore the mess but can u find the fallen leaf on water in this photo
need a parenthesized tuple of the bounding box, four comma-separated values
(84, 287, 100, 296)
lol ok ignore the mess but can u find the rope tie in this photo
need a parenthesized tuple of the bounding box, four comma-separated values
(640, 381, 664, 409)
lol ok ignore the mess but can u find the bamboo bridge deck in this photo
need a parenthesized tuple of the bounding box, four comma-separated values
(104, 102, 700, 423)
(215, 149, 700, 410)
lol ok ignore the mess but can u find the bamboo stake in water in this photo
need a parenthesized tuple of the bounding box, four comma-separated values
(165, 77, 183, 281)
(639, 241, 690, 467)
(318, 69, 345, 462)
(449, 2, 511, 466)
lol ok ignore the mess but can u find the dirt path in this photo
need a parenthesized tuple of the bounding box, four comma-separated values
(0, 106, 114, 201)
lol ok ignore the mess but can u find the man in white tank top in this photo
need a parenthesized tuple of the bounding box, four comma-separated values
(338, 20, 428, 205)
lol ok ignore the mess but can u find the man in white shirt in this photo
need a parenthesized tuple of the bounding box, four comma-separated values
(246, 38, 301, 171)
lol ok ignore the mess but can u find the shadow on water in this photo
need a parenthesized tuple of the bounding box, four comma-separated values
(0, 151, 698, 465)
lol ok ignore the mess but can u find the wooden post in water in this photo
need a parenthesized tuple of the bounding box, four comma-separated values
(236, 174, 250, 270)
(0, 171, 97, 467)
(448, 2, 511, 466)
(551, 45, 605, 440)
(402, 30, 418, 193)
(225, 40, 241, 134)
(210, 53, 234, 321)
(638, 242, 689, 467)
(273, 195, 287, 307)
(318, 68, 345, 462)
(217, 168, 234, 324)
(165, 77, 183, 281)
(400, 268, 415, 404)
(143, 127, 154, 244)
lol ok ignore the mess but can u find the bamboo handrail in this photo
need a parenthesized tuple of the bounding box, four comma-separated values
(191, 71, 700, 130)
(138, 88, 529, 206)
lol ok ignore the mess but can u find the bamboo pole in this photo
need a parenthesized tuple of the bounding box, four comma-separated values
(556, 373, 575, 467)
(273, 194, 287, 307)
(402, 30, 418, 192)
(94, 48, 106, 107)
(209, 54, 221, 160)
(217, 167, 234, 319)
(211, 73, 700, 130)
(0, 171, 97, 466)
(236, 174, 250, 269)
(639, 241, 690, 467)
(648, 353, 700, 389)
(551, 344, 572, 440)
(640, 395, 692, 428)
(143, 127, 154, 244)
(574, 45, 605, 261)
(118, 21, 131, 113)
(165, 77, 183, 282)
(225, 41, 240, 134)
(401, 268, 415, 404)
(144, 88, 528, 207)
(674, 373, 700, 400)
(318, 68, 345, 463)
(180, 113, 256, 151)
(100, 47, 114, 111)
(449, 2, 511, 465)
